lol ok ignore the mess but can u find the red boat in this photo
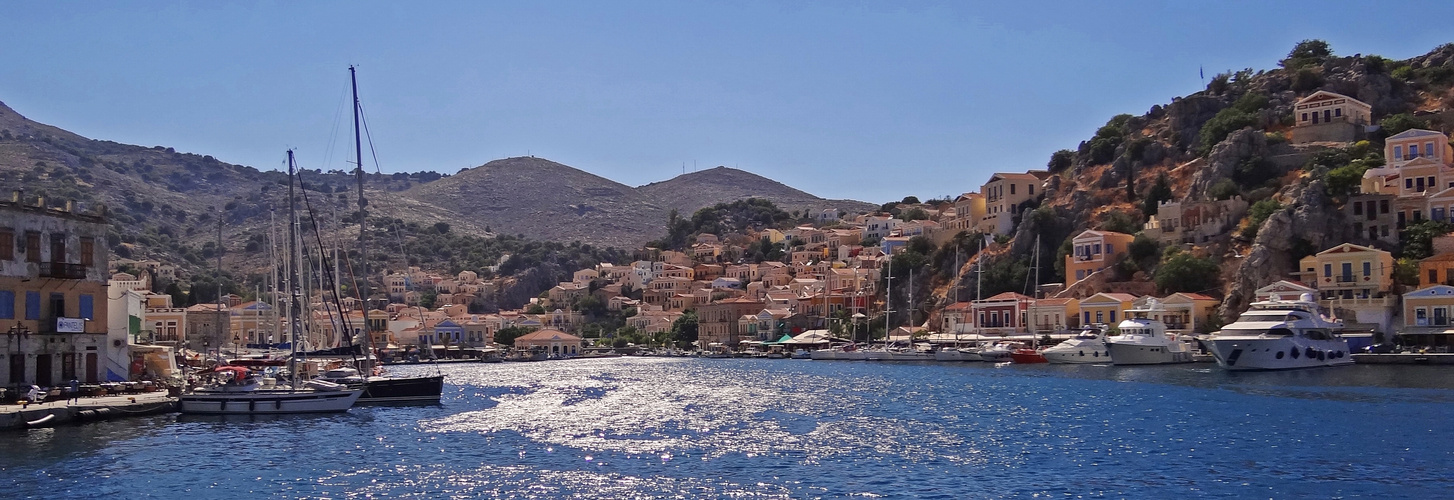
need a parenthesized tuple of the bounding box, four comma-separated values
(1010, 348, 1048, 364)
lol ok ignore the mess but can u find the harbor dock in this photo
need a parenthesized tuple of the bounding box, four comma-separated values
(0, 393, 177, 432)
(1351, 353, 1454, 365)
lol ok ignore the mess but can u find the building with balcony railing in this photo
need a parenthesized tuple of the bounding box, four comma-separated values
(1295, 242, 1397, 334)
(1, 192, 112, 387)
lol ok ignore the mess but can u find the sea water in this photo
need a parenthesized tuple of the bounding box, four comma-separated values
(2, 358, 1451, 498)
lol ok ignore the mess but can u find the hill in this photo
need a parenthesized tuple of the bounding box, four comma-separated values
(403, 159, 876, 249)
(636, 166, 875, 218)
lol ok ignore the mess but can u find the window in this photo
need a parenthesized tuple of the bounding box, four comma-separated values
(1353, 203, 1363, 216)
(1083, 311, 1091, 324)
(1010, 184, 1016, 195)
(80, 294, 94, 320)
(50, 292, 65, 318)
(1431, 270, 1439, 283)
(1029, 185, 1034, 195)
(1106, 244, 1114, 254)
(25, 291, 40, 319)
(1394, 145, 1403, 159)
(1301, 112, 1308, 122)
(1428, 142, 1437, 159)
(80, 238, 94, 267)
(1095, 311, 1104, 323)
(0, 228, 11, 260)
(1380, 199, 1390, 213)
(1323, 264, 1331, 277)
(1335, 108, 1342, 117)
(1110, 311, 1117, 322)
(1407, 179, 1414, 189)
(1411, 144, 1420, 157)
(24, 231, 40, 263)
(1363, 262, 1371, 277)
(0, 291, 13, 319)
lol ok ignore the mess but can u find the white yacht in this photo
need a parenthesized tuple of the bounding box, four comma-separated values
(933, 344, 983, 362)
(1203, 293, 1353, 370)
(977, 342, 1017, 363)
(1106, 305, 1194, 365)
(1042, 326, 1110, 364)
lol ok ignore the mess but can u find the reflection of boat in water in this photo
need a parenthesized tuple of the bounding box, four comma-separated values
(1043, 326, 1110, 364)
(1203, 293, 1353, 371)
(1107, 302, 1193, 365)
(180, 365, 362, 415)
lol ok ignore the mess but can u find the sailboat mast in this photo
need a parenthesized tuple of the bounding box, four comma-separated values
(351, 65, 369, 350)
(287, 150, 302, 386)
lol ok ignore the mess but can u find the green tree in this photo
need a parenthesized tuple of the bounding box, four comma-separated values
(1099, 210, 1140, 235)
(1394, 258, 1420, 287)
(525, 303, 546, 314)
(418, 291, 437, 310)
(1153, 249, 1221, 294)
(1240, 199, 1282, 239)
(1047, 149, 1075, 172)
(1379, 113, 1429, 138)
(900, 196, 921, 205)
(494, 326, 536, 346)
(1280, 39, 1332, 69)
(1141, 173, 1173, 216)
(670, 310, 699, 346)
(1402, 220, 1454, 260)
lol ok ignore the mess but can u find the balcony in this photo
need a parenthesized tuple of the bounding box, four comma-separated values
(39, 262, 88, 279)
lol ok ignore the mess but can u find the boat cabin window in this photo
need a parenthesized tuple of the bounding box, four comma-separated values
(1305, 329, 1329, 340)
(1238, 313, 1304, 322)
(1267, 327, 1294, 337)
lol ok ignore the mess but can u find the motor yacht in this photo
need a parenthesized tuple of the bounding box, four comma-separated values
(1043, 326, 1110, 364)
(977, 342, 1018, 363)
(1203, 293, 1353, 370)
(1106, 304, 1194, 365)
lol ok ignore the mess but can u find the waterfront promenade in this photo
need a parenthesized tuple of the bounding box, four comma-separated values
(0, 392, 175, 431)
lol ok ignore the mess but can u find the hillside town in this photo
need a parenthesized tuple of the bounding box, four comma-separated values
(4, 83, 1454, 389)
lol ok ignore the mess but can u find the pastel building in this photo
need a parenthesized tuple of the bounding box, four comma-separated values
(1065, 230, 1136, 283)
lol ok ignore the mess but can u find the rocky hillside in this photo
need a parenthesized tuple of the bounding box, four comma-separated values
(403, 158, 874, 249)
(929, 41, 1454, 324)
(0, 99, 871, 286)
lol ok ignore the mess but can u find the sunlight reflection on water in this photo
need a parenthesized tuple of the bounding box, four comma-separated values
(2, 357, 1452, 498)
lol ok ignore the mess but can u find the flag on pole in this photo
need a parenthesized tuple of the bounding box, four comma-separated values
(1200, 66, 1205, 80)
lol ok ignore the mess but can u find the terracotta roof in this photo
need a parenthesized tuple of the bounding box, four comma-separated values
(514, 328, 582, 343)
(1029, 298, 1076, 306)
(981, 292, 1032, 301)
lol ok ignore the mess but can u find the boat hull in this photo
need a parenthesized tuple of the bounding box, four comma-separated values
(1043, 347, 1110, 364)
(1204, 337, 1354, 371)
(1009, 349, 1048, 364)
(978, 349, 1012, 363)
(357, 376, 444, 403)
(934, 350, 971, 362)
(878, 351, 932, 361)
(1105, 342, 1193, 365)
(809, 350, 837, 360)
(179, 389, 363, 414)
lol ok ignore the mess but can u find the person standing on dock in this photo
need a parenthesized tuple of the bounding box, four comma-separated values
(68, 379, 80, 404)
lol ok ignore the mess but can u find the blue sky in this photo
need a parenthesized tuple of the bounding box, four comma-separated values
(1, 1, 1450, 203)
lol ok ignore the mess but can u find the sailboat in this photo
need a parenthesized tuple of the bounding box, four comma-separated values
(309, 67, 443, 404)
(179, 151, 364, 415)
(1010, 235, 1048, 364)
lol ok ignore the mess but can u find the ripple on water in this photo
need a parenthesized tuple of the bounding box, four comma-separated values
(2, 358, 1453, 498)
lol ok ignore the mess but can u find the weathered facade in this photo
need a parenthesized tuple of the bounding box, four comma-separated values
(1, 195, 112, 386)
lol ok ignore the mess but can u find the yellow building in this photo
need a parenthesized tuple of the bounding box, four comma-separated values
(1027, 298, 1080, 334)
(1419, 253, 1454, 287)
(978, 173, 1043, 235)
(1386, 129, 1452, 167)
(1078, 293, 1137, 327)
(1065, 230, 1136, 284)
(1151, 293, 1220, 334)
(1296, 243, 1395, 300)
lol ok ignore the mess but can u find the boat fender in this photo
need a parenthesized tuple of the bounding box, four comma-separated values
(77, 410, 96, 421)
(26, 413, 57, 428)
(94, 408, 113, 419)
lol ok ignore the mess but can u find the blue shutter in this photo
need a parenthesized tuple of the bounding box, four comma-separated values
(0, 291, 13, 319)
(25, 291, 40, 319)
(80, 294, 94, 320)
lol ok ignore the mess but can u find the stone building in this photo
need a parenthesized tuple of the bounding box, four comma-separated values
(0, 194, 112, 386)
